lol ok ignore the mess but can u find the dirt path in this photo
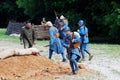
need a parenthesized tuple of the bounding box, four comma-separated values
(83, 54, 120, 80)
(83, 45, 120, 80)
(0, 40, 120, 80)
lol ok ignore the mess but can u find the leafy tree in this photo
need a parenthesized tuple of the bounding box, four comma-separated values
(0, 0, 120, 43)
(103, 1, 120, 39)
(16, 0, 80, 24)
(0, 0, 28, 27)
(16, 0, 51, 19)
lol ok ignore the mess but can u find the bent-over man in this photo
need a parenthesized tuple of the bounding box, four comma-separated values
(46, 21, 66, 62)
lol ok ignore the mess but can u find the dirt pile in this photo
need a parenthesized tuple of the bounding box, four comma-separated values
(0, 55, 87, 80)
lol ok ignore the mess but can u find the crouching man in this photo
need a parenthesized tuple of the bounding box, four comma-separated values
(63, 27, 81, 75)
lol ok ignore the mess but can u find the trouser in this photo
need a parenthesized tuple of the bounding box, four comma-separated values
(49, 49, 66, 60)
(81, 43, 91, 59)
(23, 39, 33, 49)
(69, 54, 79, 73)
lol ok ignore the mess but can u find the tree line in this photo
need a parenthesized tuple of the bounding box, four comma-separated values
(0, 0, 120, 43)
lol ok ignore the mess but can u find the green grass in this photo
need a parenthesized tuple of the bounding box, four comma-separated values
(0, 29, 19, 42)
(0, 28, 49, 45)
(88, 43, 120, 58)
(112, 69, 120, 75)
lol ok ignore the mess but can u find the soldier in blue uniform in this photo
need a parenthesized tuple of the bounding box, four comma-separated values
(63, 27, 80, 75)
(60, 15, 68, 27)
(78, 20, 93, 61)
(46, 21, 66, 62)
(58, 21, 68, 40)
(54, 16, 70, 62)
(54, 16, 60, 29)
(54, 15, 69, 31)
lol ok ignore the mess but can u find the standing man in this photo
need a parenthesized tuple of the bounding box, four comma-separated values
(59, 21, 68, 40)
(60, 15, 68, 27)
(63, 27, 80, 75)
(54, 17, 70, 62)
(54, 16, 60, 28)
(46, 21, 66, 62)
(20, 21, 36, 49)
(54, 15, 69, 30)
(41, 17, 46, 26)
(78, 20, 93, 61)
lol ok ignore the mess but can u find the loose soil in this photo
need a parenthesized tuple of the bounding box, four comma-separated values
(0, 41, 88, 80)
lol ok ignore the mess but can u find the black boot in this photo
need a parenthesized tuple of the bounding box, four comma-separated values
(62, 59, 66, 62)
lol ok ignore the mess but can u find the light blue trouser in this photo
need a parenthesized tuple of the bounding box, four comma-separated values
(49, 49, 66, 60)
(81, 43, 91, 59)
(69, 54, 78, 73)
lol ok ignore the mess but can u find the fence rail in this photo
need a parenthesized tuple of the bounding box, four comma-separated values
(6, 21, 49, 39)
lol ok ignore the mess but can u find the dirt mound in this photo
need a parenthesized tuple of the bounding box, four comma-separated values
(0, 55, 87, 80)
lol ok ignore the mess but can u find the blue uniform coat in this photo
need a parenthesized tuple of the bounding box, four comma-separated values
(78, 26, 89, 43)
(49, 26, 64, 54)
(59, 26, 70, 39)
(63, 32, 80, 56)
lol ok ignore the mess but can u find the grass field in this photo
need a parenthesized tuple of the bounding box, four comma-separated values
(0, 28, 49, 45)
(0, 29, 19, 42)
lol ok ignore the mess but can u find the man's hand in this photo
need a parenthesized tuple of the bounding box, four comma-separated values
(68, 44, 70, 48)
(72, 39, 74, 43)
(85, 33, 88, 37)
(56, 16, 58, 19)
